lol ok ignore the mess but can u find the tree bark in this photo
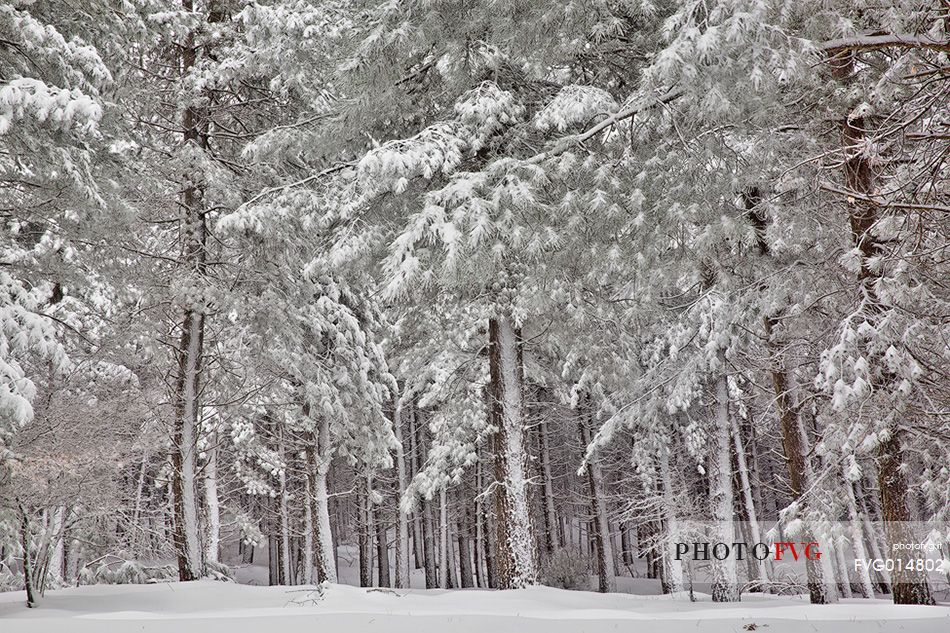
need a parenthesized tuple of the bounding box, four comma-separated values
(658, 446, 684, 593)
(878, 429, 934, 604)
(170, 0, 207, 582)
(393, 404, 410, 588)
(303, 458, 314, 584)
(204, 438, 220, 565)
(538, 411, 560, 555)
(19, 505, 36, 607)
(577, 397, 614, 593)
(358, 475, 373, 587)
(459, 507, 475, 588)
(312, 418, 336, 583)
(376, 503, 390, 587)
(709, 375, 738, 602)
(746, 188, 835, 604)
(439, 486, 449, 589)
(487, 316, 538, 588)
(731, 417, 769, 588)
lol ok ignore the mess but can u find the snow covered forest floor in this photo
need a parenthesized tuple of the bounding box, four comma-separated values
(3, 581, 950, 633)
(4, 0, 950, 629)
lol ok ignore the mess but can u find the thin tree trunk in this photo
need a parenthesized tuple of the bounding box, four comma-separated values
(278, 429, 292, 585)
(130, 450, 149, 553)
(421, 497, 437, 588)
(577, 397, 614, 593)
(834, 537, 853, 598)
(709, 375, 738, 602)
(473, 456, 486, 588)
(303, 458, 314, 585)
(659, 445, 684, 593)
(446, 502, 458, 589)
(414, 406, 438, 588)
(268, 533, 279, 586)
(439, 486, 449, 589)
(393, 404, 410, 588)
(538, 413, 560, 554)
(843, 469, 874, 598)
(408, 403, 424, 572)
(313, 419, 336, 583)
(358, 475, 372, 587)
(459, 507, 474, 588)
(731, 417, 768, 588)
(204, 438, 220, 566)
(487, 316, 538, 588)
(376, 504, 390, 588)
(19, 505, 36, 607)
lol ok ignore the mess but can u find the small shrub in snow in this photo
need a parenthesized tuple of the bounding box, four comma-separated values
(542, 548, 590, 590)
(78, 557, 177, 585)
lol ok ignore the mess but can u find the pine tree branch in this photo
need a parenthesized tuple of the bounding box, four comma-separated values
(526, 88, 682, 165)
(821, 34, 950, 54)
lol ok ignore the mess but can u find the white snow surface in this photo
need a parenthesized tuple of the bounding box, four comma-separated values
(2, 581, 948, 633)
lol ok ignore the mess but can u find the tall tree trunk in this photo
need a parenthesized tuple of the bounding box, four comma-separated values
(278, 430, 292, 585)
(538, 412, 560, 555)
(376, 504, 390, 588)
(487, 316, 538, 588)
(445, 500, 459, 589)
(204, 439, 220, 565)
(393, 404, 410, 588)
(358, 475, 372, 587)
(43, 506, 66, 589)
(878, 429, 934, 604)
(19, 505, 36, 607)
(746, 188, 835, 605)
(303, 458, 314, 584)
(834, 537, 853, 598)
(828, 49, 934, 606)
(170, 1, 207, 582)
(439, 486, 449, 589)
(659, 445, 684, 593)
(474, 455, 487, 588)
(312, 419, 336, 583)
(130, 450, 149, 553)
(731, 417, 768, 588)
(268, 533, 279, 586)
(413, 407, 438, 588)
(709, 375, 738, 602)
(422, 497, 437, 588)
(408, 401, 423, 572)
(459, 507, 475, 588)
(577, 398, 614, 593)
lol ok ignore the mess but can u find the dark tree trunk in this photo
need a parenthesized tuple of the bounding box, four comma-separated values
(20, 506, 36, 608)
(878, 429, 934, 604)
(828, 50, 933, 606)
(578, 397, 614, 593)
(537, 407, 560, 556)
(408, 403, 424, 570)
(376, 507, 390, 588)
(459, 508, 475, 588)
(358, 483, 372, 588)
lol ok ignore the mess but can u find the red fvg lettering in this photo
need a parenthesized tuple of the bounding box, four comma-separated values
(773, 542, 822, 561)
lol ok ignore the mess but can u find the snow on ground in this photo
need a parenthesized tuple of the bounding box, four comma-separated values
(1, 580, 948, 633)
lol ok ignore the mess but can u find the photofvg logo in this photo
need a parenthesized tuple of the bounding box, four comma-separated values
(674, 541, 823, 562)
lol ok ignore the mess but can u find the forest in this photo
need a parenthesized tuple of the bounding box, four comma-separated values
(1, 0, 949, 627)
